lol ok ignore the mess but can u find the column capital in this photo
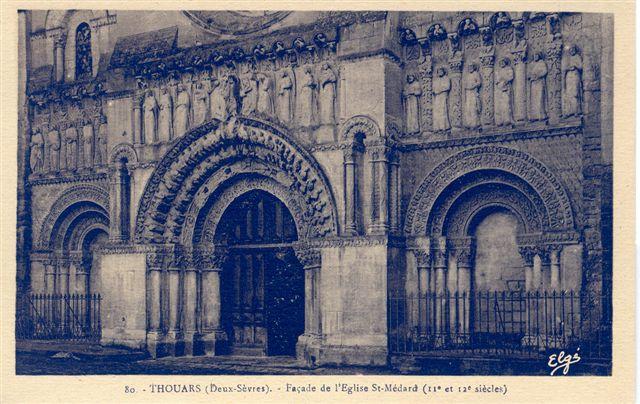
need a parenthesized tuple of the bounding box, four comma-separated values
(193, 244, 228, 270)
(432, 236, 448, 268)
(293, 244, 321, 269)
(412, 249, 431, 268)
(535, 245, 551, 265)
(518, 245, 536, 266)
(450, 238, 476, 268)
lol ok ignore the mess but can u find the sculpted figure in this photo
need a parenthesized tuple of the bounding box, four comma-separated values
(210, 78, 228, 121)
(562, 45, 583, 117)
(158, 86, 173, 142)
(193, 82, 209, 126)
(494, 58, 514, 126)
(82, 124, 94, 168)
(240, 73, 259, 115)
(225, 75, 239, 118)
(462, 63, 482, 129)
(174, 84, 191, 136)
(143, 90, 158, 143)
(64, 125, 78, 170)
(277, 70, 294, 123)
(432, 67, 451, 132)
(402, 74, 422, 134)
(299, 67, 317, 126)
(47, 128, 61, 172)
(94, 115, 108, 165)
(528, 52, 548, 121)
(29, 129, 45, 173)
(319, 63, 337, 125)
(256, 73, 274, 115)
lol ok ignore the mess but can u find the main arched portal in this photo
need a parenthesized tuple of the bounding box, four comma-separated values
(215, 190, 304, 356)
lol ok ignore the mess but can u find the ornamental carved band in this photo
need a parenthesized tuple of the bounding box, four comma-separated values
(404, 145, 575, 236)
(293, 244, 321, 268)
(339, 115, 382, 140)
(134, 117, 338, 244)
(37, 184, 110, 249)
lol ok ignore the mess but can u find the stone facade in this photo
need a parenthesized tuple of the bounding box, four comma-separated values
(17, 11, 612, 367)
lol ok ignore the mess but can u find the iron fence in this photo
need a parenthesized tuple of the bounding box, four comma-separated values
(16, 293, 102, 341)
(389, 290, 611, 360)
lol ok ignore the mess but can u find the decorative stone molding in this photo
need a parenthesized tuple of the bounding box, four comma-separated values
(340, 115, 381, 140)
(404, 145, 575, 236)
(134, 117, 339, 244)
(109, 143, 138, 166)
(293, 244, 321, 269)
(37, 184, 109, 249)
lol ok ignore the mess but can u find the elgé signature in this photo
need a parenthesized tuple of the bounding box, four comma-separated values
(547, 348, 581, 375)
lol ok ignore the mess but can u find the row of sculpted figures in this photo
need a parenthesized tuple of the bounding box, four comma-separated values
(29, 116, 109, 174)
(402, 44, 584, 134)
(137, 63, 338, 144)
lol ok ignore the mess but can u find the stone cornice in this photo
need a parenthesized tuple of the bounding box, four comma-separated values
(29, 172, 108, 187)
(399, 121, 583, 152)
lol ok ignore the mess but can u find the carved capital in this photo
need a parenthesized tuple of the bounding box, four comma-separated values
(535, 245, 551, 265)
(449, 237, 476, 268)
(412, 249, 431, 268)
(518, 246, 536, 267)
(146, 251, 165, 270)
(294, 244, 321, 269)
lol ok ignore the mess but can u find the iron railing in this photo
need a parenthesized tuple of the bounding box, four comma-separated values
(16, 293, 102, 341)
(389, 290, 611, 360)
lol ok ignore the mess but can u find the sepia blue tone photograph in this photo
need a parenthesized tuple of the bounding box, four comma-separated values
(15, 9, 612, 376)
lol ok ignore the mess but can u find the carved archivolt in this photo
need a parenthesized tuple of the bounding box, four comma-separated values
(404, 145, 575, 236)
(339, 115, 381, 140)
(37, 184, 109, 249)
(134, 117, 339, 244)
(109, 143, 138, 166)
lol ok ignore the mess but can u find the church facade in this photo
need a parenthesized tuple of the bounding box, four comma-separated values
(16, 10, 612, 369)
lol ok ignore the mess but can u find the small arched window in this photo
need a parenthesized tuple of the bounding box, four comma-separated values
(75, 22, 92, 80)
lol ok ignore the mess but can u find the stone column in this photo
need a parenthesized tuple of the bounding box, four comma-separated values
(545, 40, 564, 125)
(58, 258, 70, 295)
(166, 248, 185, 356)
(366, 140, 391, 235)
(549, 245, 563, 291)
(388, 149, 400, 234)
(342, 142, 362, 235)
(200, 246, 227, 356)
(519, 246, 536, 292)
(182, 251, 199, 355)
(454, 239, 475, 341)
(146, 252, 164, 357)
(109, 159, 131, 243)
(412, 247, 431, 335)
(133, 92, 144, 145)
(294, 245, 322, 365)
(432, 236, 448, 342)
(480, 43, 495, 128)
(53, 35, 65, 83)
(511, 46, 527, 123)
(448, 57, 464, 134)
(75, 257, 90, 294)
(45, 261, 56, 294)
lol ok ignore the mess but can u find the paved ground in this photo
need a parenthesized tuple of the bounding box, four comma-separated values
(15, 342, 395, 375)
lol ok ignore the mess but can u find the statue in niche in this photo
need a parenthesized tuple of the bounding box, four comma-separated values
(47, 128, 61, 172)
(29, 129, 45, 173)
(432, 67, 451, 132)
(174, 84, 191, 136)
(462, 63, 482, 129)
(225, 75, 239, 118)
(82, 124, 94, 168)
(210, 78, 228, 121)
(143, 90, 158, 143)
(64, 125, 78, 170)
(319, 63, 337, 125)
(562, 45, 583, 117)
(402, 74, 422, 134)
(193, 82, 209, 126)
(494, 58, 514, 126)
(528, 52, 548, 121)
(277, 70, 294, 123)
(299, 67, 317, 126)
(95, 115, 108, 165)
(158, 86, 173, 142)
(256, 73, 274, 115)
(240, 73, 259, 115)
